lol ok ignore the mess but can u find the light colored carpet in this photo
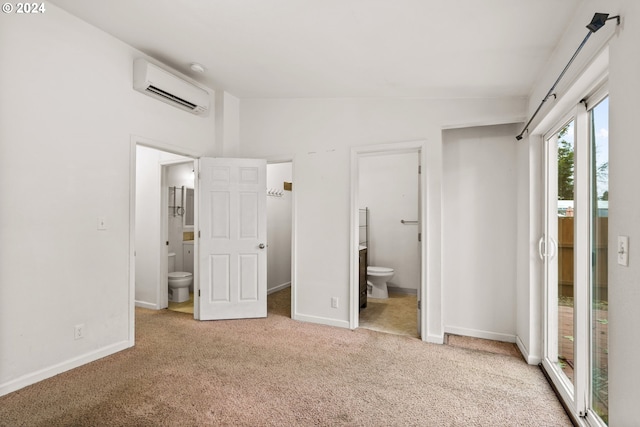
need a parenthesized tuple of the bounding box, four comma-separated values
(447, 334, 523, 359)
(0, 289, 570, 426)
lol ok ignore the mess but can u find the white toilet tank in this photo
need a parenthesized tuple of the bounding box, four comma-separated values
(168, 252, 176, 273)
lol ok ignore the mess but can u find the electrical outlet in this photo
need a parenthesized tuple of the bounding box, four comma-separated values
(331, 297, 339, 309)
(74, 324, 84, 340)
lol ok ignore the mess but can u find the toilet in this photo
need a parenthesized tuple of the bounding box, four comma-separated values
(168, 252, 193, 303)
(367, 266, 394, 299)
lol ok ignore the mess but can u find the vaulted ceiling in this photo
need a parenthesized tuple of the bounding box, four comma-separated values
(51, 0, 583, 99)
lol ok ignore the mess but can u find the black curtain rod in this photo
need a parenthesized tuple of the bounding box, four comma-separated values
(516, 13, 620, 141)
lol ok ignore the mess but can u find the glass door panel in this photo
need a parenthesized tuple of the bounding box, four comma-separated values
(590, 97, 609, 424)
(556, 121, 576, 385)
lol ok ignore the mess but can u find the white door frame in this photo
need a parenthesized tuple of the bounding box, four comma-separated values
(349, 140, 427, 339)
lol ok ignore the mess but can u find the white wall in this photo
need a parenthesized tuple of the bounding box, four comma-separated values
(359, 152, 420, 292)
(266, 163, 292, 292)
(608, 2, 640, 422)
(443, 124, 519, 342)
(521, 0, 640, 423)
(239, 97, 526, 339)
(215, 91, 240, 157)
(0, 5, 216, 396)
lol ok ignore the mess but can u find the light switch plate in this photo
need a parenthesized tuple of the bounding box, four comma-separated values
(97, 217, 107, 230)
(617, 235, 629, 266)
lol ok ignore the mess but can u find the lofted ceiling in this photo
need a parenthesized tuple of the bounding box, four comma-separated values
(51, 0, 583, 99)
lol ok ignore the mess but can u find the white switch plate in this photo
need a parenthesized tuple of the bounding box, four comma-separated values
(97, 217, 107, 230)
(617, 235, 629, 266)
(331, 297, 339, 308)
(74, 324, 84, 340)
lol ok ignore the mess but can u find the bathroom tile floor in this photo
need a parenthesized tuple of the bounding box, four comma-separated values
(168, 293, 194, 314)
(359, 292, 419, 338)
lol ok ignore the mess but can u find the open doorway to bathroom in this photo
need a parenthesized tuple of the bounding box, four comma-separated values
(266, 161, 293, 318)
(164, 161, 196, 314)
(134, 144, 195, 316)
(355, 149, 421, 338)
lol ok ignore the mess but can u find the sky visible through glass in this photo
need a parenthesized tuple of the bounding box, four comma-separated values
(592, 97, 609, 200)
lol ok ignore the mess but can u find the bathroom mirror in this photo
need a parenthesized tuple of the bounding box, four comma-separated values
(183, 187, 194, 229)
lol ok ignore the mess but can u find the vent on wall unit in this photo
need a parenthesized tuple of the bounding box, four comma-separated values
(133, 58, 210, 115)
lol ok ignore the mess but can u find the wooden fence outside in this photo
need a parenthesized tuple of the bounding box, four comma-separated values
(557, 216, 608, 301)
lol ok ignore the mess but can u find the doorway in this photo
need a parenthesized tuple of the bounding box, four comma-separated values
(266, 161, 293, 317)
(350, 141, 426, 338)
(133, 143, 195, 313)
(163, 161, 196, 314)
(541, 90, 610, 424)
(132, 143, 270, 324)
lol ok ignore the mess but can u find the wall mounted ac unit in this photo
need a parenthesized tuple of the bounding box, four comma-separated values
(133, 58, 210, 115)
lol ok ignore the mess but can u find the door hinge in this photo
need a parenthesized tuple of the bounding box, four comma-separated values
(418, 165, 421, 174)
(198, 230, 201, 238)
(417, 300, 421, 310)
(198, 289, 201, 297)
(418, 232, 421, 242)
(166, 241, 169, 246)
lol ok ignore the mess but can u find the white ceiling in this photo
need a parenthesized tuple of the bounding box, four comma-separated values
(51, 0, 583, 99)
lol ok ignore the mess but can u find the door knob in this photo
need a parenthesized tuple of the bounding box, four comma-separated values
(259, 243, 266, 249)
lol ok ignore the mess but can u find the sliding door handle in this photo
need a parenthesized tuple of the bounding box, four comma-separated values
(538, 235, 558, 260)
(548, 237, 557, 260)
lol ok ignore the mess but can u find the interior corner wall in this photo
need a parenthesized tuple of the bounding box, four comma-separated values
(215, 91, 240, 157)
(238, 97, 525, 339)
(442, 124, 519, 342)
(0, 5, 216, 396)
(515, 135, 543, 364)
(135, 146, 164, 309)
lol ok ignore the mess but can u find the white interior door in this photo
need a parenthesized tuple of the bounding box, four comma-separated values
(198, 157, 267, 320)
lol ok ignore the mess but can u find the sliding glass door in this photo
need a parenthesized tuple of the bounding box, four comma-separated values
(542, 91, 609, 426)
(590, 96, 609, 424)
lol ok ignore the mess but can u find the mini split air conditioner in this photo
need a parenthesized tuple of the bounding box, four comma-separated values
(133, 58, 210, 115)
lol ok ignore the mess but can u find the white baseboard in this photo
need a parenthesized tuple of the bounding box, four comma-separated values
(516, 336, 542, 365)
(293, 312, 350, 329)
(0, 340, 132, 397)
(135, 300, 159, 309)
(445, 326, 516, 343)
(267, 282, 291, 295)
(425, 333, 445, 344)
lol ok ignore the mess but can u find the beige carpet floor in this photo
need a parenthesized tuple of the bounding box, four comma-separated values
(0, 289, 571, 426)
(447, 334, 523, 359)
